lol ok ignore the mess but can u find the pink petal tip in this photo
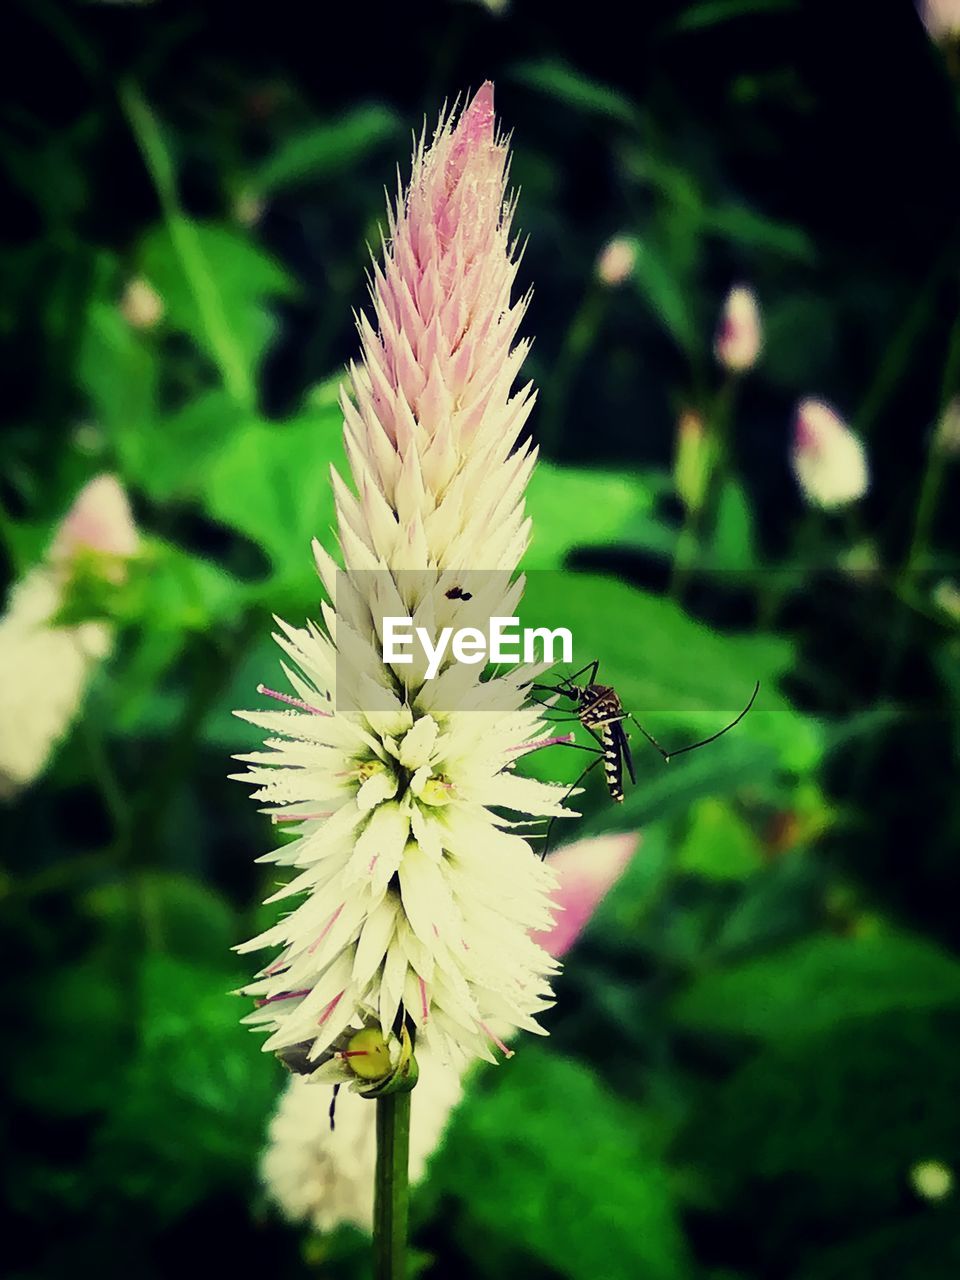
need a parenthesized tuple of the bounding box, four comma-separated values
(460, 81, 495, 145)
(532, 832, 639, 959)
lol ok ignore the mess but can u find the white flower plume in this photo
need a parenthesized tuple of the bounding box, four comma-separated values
(262, 1042, 463, 1235)
(0, 474, 138, 797)
(259, 831, 637, 1234)
(234, 83, 570, 1070)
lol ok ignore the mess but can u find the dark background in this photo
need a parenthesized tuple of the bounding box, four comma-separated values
(2, 1, 960, 1277)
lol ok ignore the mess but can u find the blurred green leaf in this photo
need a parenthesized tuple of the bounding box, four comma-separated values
(511, 59, 640, 128)
(204, 632, 291, 749)
(630, 236, 698, 353)
(137, 539, 249, 630)
(128, 389, 240, 502)
(524, 463, 659, 568)
(710, 853, 825, 959)
(252, 104, 401, 192)
(671, 0, 795, 33)
(708, 479, 759, 571)
(678, 797, 764, 880)
(675, 933, 960, 1040)
(79, 297, 158, 452)
(701, 201, 814, 262)
(85, 872, 237, 964)
(94, 954, 279, 1221)
(201, 401, 345, 580)
(432, 1049, 691, 1280)
(11, 958, 128, 1116)
(139, 221, 294, 379)
(683, 1009, 960, 1221)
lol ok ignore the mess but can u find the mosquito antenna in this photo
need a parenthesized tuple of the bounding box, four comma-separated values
(630, 681, 760, 763)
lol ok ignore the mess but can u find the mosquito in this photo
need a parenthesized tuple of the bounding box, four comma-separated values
(527, 660, 759, 856)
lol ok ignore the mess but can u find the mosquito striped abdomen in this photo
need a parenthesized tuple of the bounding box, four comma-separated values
(527, 660, 758, 856)
(600, 723, 625, 802)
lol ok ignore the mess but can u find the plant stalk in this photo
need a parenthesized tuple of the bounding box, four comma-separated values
(374, 1091, 411, 1280)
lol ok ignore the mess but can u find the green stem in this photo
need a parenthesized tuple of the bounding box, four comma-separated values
(538, 284, 606, 456)
(904, 305, 960, 578)
(669, 376, 737, 600)
(374, 1091, 411, 1280)
(120, 81, 256, 411)
(854, 255, 947, 441)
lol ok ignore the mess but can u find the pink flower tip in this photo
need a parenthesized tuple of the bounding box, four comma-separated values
(532, 832, 639, 958)
(791, 398, 869, 510)
(50, 474, 140, 567)
(462, 82, 496, 144)
(714, 285, 762, 373)
(596, 237, 636, 286)
(921, 0, 960, 41)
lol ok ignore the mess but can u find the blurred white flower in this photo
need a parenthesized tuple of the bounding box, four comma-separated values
(119, 276, 164, 329)
(0, 475, 138, 797)
(263, 1041, 462, 1234)
(920, 0, 960, 41)
(261, 830, 635, 1232)
(714, 285, 762, 373)
(596, 237, 636, 286)
(235, 84, 566, 1072)
(791, 398, 869, 509)
(910, 1159, 954, 1201)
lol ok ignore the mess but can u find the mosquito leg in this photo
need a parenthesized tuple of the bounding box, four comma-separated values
(558, 659, 600, 686)
(539, 750, 602, 860)
(627, 681, 760, 763)
(329, 1082, 341, 1132)
(627, 715, 673, 761)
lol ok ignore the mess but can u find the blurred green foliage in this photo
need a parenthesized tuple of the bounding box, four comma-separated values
(2, 1, 960, 1277)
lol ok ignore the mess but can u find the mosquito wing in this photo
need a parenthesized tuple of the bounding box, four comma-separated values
(613, 720, 636, 785)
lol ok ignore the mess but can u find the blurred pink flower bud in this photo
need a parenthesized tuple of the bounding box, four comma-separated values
(531, 832, 639, 958)
(596, 237, 636, 286)
(50, 474, 140, 575)
(0, 476, 138, 796)
(119, 276, 163, 329)
(714, 285, 762, 373)
(791, 398, 869, 509)
(674, 409, 712, 514)
(921, 0, 960, 41)
(234, 189, 265, 228)
(933, 579, 960, 621)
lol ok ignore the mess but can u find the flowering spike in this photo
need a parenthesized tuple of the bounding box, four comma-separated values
(234, 88, 563, 1071)
(0, 475, 139, 797)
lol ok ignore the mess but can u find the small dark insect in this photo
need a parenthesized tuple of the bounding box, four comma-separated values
(275, 1040, 315, 1076)
(445, 586, 473, 600)
(529, 659, 759, 856)
(275, 1042, 341, 1129)
(329, 1082, 341, 1131)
